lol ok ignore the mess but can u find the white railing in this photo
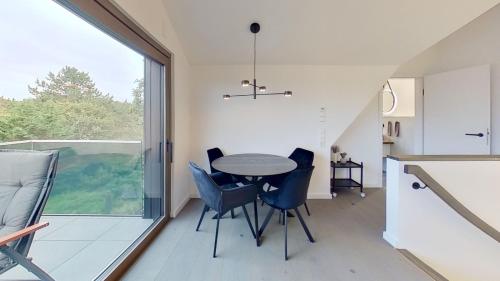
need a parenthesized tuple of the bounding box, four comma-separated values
(0, 139, 142, 155)
(385, 156, 500, 281)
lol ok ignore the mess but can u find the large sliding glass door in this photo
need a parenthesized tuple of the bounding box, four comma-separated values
(144, 58, 165, 220)
(0, 1, 169, 280)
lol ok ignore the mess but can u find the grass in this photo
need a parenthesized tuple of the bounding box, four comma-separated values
(44, 147, 144, 215)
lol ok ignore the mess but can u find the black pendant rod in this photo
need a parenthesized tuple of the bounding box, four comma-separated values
(253, 33, 257, 99)
(253, 33, 256, 81)
(222, 22, 292, 100)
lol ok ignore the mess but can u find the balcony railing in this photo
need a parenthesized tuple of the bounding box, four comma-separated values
(0, 140, 155, 281)
(0, 140, 144, 216)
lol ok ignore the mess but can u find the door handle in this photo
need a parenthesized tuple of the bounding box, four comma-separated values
(159, 142, 163, 163)
(166, 140, 173, 163)
(465, 133, 484, 137)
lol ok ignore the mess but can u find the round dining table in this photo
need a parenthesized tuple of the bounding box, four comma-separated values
(213, 153, 297, 206)
(212, 153, 297, 186)
(212, 153, 298, 246)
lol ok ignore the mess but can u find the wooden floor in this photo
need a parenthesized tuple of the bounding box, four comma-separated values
(122, 189, 433, 281)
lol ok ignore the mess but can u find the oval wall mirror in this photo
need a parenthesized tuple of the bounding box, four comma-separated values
(382, 81, 397, 115)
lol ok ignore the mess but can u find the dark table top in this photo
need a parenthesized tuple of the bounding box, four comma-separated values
(212, 153, 297, 177)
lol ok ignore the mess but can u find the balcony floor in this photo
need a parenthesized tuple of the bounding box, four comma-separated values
(0, 216, 153, 281)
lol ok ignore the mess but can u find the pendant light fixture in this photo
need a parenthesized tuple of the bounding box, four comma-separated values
(222, 22, 292, 100)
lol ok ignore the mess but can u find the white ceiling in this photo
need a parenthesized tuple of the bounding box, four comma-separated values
(162, 0, 499, 65)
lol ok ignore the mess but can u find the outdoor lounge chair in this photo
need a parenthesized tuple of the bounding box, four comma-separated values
(0, 150, 59, 281)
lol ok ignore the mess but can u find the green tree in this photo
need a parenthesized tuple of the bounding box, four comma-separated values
(0, 66, 143, 141)
(131, 78, 144, 115)
(127, 78, 144, 138)
(28, 66, 112, 102)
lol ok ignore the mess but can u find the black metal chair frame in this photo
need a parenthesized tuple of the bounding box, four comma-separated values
(262, 148, 314, 216)
(196, 201, 260, 257)
(189, 162, 260, 258)
(207, 148, 240, 219)
(259, 207, 314, 260)
(259, 167, 315, 260)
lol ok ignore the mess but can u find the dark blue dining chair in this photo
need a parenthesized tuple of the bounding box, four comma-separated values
(264, 148, 314, 216)
(259, 166, 315, 260)
(189, 162, 260, 257)
(207, 147, 240, 218)
(207, 147, 224, 173)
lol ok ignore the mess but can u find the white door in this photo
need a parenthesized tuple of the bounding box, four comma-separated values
(424, 65, 490, 154)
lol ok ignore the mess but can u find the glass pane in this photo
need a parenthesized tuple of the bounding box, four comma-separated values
(0, 1, 163, 280)
(143, 58, 165, 220)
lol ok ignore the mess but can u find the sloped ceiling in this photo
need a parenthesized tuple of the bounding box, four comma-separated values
(162, 0, 499, 65)
(395, 3, 500, 77)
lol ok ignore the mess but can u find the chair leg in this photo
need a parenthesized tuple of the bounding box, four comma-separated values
(284, 209, 288, 260)
(231, 209, 235, 219)
(283, 210, 288, 260)
(0, 246, 55, 281)
(304, 202, 311, 216)
(242, 205, 256, 239)
(196, 205, 209, 231)
(213, 213, 221, 258)
(294, 208, 315, 242)
(261, 185, 272, 206)
(259, 207, 275, 236)
(254, 200, 260, 246)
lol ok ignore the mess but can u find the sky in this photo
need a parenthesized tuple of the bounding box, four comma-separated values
(0, 0, 144, 102)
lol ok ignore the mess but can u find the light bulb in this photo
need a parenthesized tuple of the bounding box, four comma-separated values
(223, 95, 231, 100)
(241, 80, 250, 87)
(259, 86, 266, 92)
(284, 91, 292, 97)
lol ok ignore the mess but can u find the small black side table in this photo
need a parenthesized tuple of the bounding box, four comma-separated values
(330, 158, 365, 198)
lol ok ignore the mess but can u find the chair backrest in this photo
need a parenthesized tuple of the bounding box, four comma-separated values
(275, 166, 314, 210)
(289, 148, 314, 169)
(0, 150, 59, 258)
(207, 147, 224, 173)
(189, 162, 222, 212)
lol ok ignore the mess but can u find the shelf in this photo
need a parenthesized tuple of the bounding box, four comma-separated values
(331, 161, 363, 168)
(330, 178, 361, 188)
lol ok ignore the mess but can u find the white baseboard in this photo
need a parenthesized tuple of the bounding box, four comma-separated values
(171, 195, 191, 218)
(383, 231, 399, 247)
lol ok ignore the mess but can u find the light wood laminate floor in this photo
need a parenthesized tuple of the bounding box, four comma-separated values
(123, 188, 433, 281)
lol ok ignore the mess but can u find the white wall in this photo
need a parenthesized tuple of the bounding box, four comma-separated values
(383, 117, 415, 155)
(112, 0, 193, 217)
(334, 96, 382, 187)
(190, 65, 397, 197)
(385, 158, 500, 280)
(414, 78, 424, 154)
(396, 3, 500, 154)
